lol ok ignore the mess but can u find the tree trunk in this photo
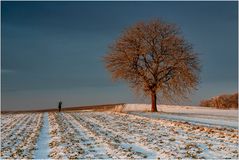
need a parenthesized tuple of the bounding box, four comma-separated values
(151, 91, 158, 112)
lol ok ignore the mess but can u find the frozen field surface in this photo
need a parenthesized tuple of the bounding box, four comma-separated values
(117, 104, 238, 128)
(1, 113, 43, 159)
(34, 112, 51, 159)
(128, 112, 238, 128)
(1, 110, 239, 159)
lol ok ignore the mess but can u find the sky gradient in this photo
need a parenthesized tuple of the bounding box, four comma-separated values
(1, 1, 238, 110)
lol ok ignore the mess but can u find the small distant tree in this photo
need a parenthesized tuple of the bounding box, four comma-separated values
(200, 93, 238, 109)
(104, 19, 200, 112)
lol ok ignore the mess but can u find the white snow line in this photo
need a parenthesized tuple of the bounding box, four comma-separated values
(34, 112, 51, 159)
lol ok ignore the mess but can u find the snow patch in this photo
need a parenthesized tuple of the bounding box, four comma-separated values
(34, 112, 51, 159)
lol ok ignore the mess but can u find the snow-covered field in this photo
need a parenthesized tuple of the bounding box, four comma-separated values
(1, 105, 238, 159)
(1, 113, 43, 159)
(114, 104, 238, 128)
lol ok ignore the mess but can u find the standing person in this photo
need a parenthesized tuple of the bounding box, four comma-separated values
(58, 101, 62, 112)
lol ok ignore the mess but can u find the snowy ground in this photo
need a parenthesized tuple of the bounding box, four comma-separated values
(1, 113, 43, 159)
(34, 113, 51, 159)
(1, 105, 238, 159)
(47, 111, 239, 159)
(115, 104, 238, 128)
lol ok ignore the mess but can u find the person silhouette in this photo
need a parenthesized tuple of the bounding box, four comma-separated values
(58, 101, 62, 112)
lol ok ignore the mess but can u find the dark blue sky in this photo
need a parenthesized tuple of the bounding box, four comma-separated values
(2, 1, 238, 110)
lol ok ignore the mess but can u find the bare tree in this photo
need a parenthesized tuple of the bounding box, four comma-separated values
(104, 19, 200, 112)
(200, 93, 238, 109)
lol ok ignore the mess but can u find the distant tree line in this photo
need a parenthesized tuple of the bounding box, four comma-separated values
(200, 93, 238, 109)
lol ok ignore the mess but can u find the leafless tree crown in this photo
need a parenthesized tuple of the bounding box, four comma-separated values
(104, 19, 200, 102)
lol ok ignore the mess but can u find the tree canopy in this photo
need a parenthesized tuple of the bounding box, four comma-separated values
(104, 19, 200, 111)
